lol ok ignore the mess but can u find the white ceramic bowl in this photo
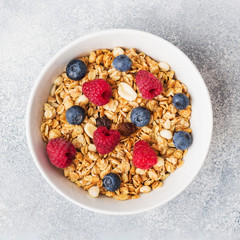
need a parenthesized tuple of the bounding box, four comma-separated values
(26, 29, 213, 215)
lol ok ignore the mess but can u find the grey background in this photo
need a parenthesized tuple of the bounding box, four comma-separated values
(0, 0, 240, 239)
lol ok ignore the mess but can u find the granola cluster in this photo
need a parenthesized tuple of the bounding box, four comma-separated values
(41, 47, 192, 200)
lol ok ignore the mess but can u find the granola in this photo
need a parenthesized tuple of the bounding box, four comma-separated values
(41, 47, 192, 200)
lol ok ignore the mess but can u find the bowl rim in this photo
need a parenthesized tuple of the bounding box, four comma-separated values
(26, 28, 213, 215)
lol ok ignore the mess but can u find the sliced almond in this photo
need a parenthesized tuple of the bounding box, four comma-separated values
(84, 123, 97, 138)
(88, 186, 100, 198)
(113, 47, 124, 57)
(118, 82, 137, 101)
(160, 129, 173, 139)
(159, 61, 170, 71)
(88, 144, 96, 152)
(140, 186, 151, 193)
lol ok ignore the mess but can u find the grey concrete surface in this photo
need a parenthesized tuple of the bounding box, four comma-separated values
(0, 0, 240, 239)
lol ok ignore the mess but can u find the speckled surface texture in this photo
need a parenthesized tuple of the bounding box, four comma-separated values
(0, 0, 240, 239)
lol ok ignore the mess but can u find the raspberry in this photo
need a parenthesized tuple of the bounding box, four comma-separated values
(82, 79, 112, 106)
(132, 140, 157, 169)
(117, 122, 137, 136)
(135, 70, 163, 100)
(46, 138, 76, 168)
(93, 126, 120, 155)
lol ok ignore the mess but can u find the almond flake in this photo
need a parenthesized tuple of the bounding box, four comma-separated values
(118, 82, 137, 101)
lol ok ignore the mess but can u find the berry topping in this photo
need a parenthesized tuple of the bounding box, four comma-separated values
(136, 70, 163, 99)
(66, 59, 87, 81)
(112, 55, 132, 72)
(103, 173, 121, 192)
(173, 131, 192, 150)
(132, 140, 157, 169)
(130, 107, 151, 127)
(82, 79, 112, 106)
(46, 138, 76, 168)
(172, 93, 189, 110)
(117, 122, 137, 136)
(96, 115, 112, 130)
(66, 105, 85, 125)
(93, 126, 120, 155)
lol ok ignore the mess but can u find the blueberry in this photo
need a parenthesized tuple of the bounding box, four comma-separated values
(103, 173, 121, 192)
(66, 59, 87, 81)
(112, 55, 132, 72)
(130, 107, 151, 127)
(172, 93, 189, 110)
(173, 131, 192, 150)
(66, 106, 85, 125)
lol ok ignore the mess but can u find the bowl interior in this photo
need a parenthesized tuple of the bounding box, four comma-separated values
(26, 29, 212, 214)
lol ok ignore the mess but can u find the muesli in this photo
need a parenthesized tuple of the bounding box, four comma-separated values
(41, 47, 192, 200)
